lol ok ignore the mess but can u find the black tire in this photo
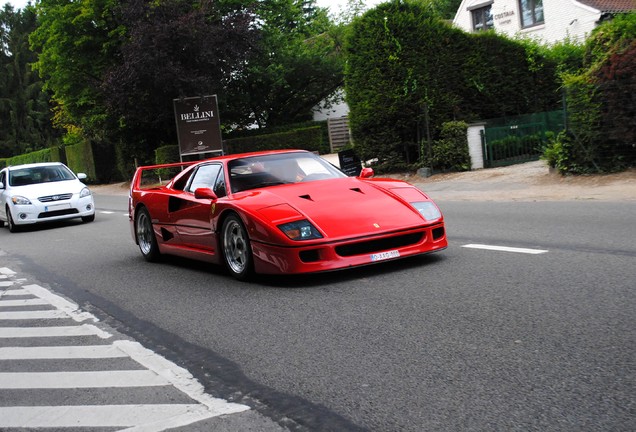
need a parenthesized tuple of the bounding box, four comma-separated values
(135, 207, 160, 262)
(82, 214, 95, 223)
(221, 214, 254, 281)
(6, 207, 19, 233)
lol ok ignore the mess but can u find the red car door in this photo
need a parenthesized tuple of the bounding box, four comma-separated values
(171, 163, 224, 253)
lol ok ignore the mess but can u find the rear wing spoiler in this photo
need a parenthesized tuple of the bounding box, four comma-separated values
(130, 161, 198, 192)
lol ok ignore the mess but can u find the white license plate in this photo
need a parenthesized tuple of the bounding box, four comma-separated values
(370, 250, 400, 262)
(45, 203, 71, 211)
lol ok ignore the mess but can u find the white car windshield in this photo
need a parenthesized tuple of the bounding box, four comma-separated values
(9, 166, 75, 187)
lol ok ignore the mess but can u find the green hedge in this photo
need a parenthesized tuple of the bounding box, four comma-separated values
(225, 126, 324, 154)
(345, 1, 561, 164)
(65, 141, 96, 181)
(5, 148, 56, 165)
(0, 144, 97, 182)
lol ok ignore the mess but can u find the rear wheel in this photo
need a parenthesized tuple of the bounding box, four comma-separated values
(221, 214, 254, 281)
(135, 207, 160, 262)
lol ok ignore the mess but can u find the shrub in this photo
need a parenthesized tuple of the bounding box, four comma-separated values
(428, 121, 470, 172)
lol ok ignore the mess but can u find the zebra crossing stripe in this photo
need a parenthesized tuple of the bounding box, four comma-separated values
(0, 370, 170, 389)
(0, 345, 127, 360)
(0, 404, 233, 428)
(0, 324, 112, 338)
(23, 284, 97, 322)
(0, 310, 68, 320)
(0, 298, 49, 307)
(0, 288, 28, 295)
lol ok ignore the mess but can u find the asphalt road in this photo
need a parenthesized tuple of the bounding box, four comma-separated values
(1, 192, 634, 431)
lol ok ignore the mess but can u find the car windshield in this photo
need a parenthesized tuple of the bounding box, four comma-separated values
(228, 152, 346, 193)
(9, 165, 75, 187)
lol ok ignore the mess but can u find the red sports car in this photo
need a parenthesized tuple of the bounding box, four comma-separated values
(129, 150, 447, 280)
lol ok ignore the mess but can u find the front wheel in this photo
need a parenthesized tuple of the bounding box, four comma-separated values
(135, 207, 160, 262)
(221, 214, 254, 281)
(6, 207, 19, 233)
(82, 214, 95, 223)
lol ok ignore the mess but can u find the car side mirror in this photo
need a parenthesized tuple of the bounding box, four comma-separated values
(77, 173, 87, 180)
(194, 187, 218, 201)
(358, 167, 374, 179)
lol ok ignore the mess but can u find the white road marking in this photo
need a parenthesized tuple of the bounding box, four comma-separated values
(115, 340, 249, 416)
(0, 288, 28, 295)
(0, 298, 49, 307)
(0, 281, 14, 287)
(0, 324, 112, 338)
(462, 244, 548, 254)
(0, 268, 250, 430)
(0, 345, 127, 360)
(0, 268, 16, 276)
(0, 404, 225, 428)
(0, 370, 170, 389)
(24, 284, 97, 322)
(100, 211, 115, 214)
(0, 310, 68, 320)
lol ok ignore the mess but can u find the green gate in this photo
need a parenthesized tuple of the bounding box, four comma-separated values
(481, 110, 564, 168)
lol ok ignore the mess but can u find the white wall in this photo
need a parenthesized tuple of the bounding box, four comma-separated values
(313, 89, 350, 121)
(454, 0, 602, 44)
(467, 123, 486, 170)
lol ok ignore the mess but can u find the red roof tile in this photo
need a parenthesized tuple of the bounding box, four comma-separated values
(576, 0, 636, 13)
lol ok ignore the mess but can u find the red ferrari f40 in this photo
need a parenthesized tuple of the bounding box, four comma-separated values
(129, 150, 447, 280)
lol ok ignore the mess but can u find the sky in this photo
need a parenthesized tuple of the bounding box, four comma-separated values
(6, 0, 386, 14)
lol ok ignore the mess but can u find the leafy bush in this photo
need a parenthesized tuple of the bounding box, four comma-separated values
(541, 131, 571, 172)
(558, 14, 636, 173)
(427, 121, 470, 172)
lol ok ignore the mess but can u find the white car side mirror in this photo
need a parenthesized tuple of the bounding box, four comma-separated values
(77, 173, 87, 180)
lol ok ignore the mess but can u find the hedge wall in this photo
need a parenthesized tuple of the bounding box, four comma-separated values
(225, 126, 324, 154)
(65, 141, 97, 181)
(345, 1, 561, 165)
(0, 144, 97, 182)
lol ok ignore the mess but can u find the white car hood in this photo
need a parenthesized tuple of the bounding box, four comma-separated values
(9, 180, 86, 199)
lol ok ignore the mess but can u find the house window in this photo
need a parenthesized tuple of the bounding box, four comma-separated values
(519, 0, 544, 28)
(472, 5, 494, 32)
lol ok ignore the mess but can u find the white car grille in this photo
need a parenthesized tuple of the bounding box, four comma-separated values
(38, 193, 73, 203)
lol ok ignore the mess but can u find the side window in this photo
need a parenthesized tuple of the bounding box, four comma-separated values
(0, 171, 5, 188)
(213, 167, 227, 198)
(186, 164, 222, 193)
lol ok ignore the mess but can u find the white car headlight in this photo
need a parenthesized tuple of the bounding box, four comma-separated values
(11, 195, 32, 205)
(80, 187, 92, 198)
(411, 201, 441, 221)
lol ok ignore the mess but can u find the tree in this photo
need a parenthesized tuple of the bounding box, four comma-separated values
(226, 0, 345, 128)
(0, 3, 58, 157)
(101, 0, 256, 171)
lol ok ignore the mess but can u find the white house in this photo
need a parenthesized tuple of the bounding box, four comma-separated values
(453, 0, 635, 44)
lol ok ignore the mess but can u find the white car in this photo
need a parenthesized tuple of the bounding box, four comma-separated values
(0, 162, 95, 232)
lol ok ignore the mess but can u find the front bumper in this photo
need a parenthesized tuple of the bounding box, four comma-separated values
(251, 222, 447, 274)
(9, 195, 95, 225)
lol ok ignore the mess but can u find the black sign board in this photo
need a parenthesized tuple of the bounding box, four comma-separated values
(338, 149, 362, 177)
(173, 95, 222, 157)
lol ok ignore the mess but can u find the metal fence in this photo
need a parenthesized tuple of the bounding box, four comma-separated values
(481, 110, 565, 168)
